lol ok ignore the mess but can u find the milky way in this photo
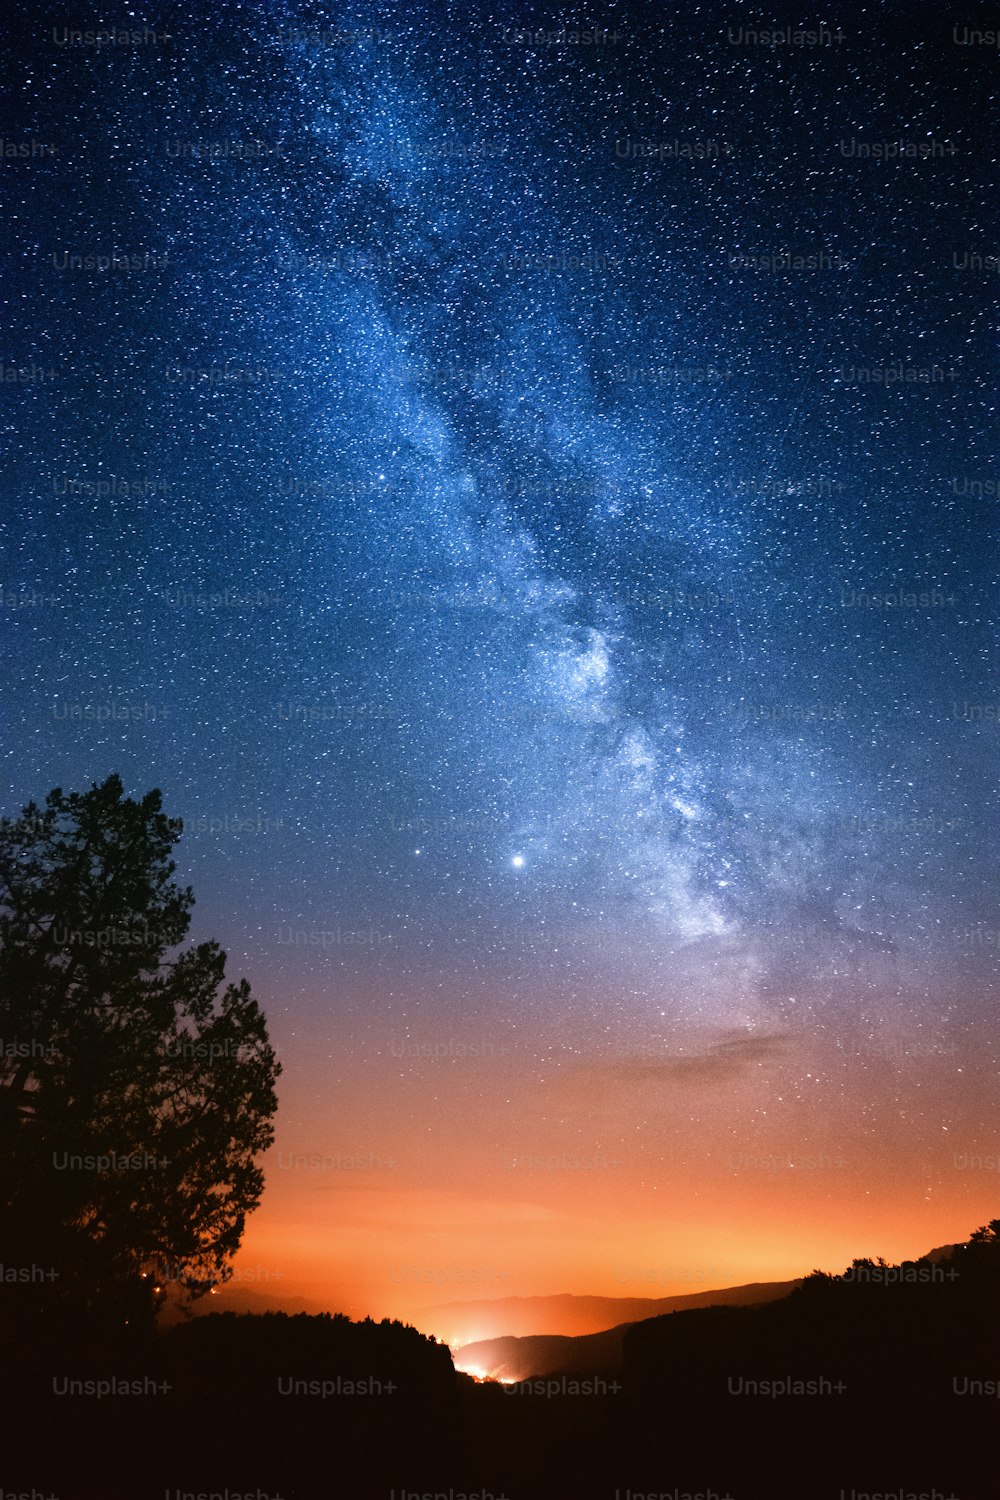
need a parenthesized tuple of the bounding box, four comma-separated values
(3, 2, 998, 1307)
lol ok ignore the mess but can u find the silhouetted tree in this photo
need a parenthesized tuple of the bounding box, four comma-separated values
(0, 776, 281, 1331)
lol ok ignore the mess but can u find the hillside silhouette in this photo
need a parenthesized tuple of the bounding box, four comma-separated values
(4, 1223, 1000, 1498)
(453, 1279, 801, 1380)
(425, 1278, 800, 1344)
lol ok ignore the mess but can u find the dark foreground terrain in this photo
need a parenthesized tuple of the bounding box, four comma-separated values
(4, 1231, 999, 1500)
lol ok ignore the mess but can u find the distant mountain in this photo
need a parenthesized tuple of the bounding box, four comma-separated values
(449, 1248, 983, 1422)
(443, 1279, 800, 1364)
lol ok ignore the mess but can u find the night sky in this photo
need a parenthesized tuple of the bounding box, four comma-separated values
(2, 3, 997, 1338)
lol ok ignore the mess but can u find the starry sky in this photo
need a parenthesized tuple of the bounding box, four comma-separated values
(2, 2, 998, 1336)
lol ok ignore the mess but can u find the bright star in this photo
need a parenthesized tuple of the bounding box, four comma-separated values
(511, 854, 525, 868)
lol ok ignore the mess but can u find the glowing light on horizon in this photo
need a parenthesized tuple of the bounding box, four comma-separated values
(451, 1349, 517, 1385)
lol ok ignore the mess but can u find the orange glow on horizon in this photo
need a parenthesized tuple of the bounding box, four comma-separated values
(211, 997, 1000, 1342)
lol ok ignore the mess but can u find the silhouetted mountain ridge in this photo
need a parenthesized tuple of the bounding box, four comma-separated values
(5, 1228, 1000, 1498)
(424, 1277, 801, 1343)
(453, 1279, 801, 1378)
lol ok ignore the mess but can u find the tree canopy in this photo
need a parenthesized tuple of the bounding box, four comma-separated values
(0, 775, 281, 1330)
